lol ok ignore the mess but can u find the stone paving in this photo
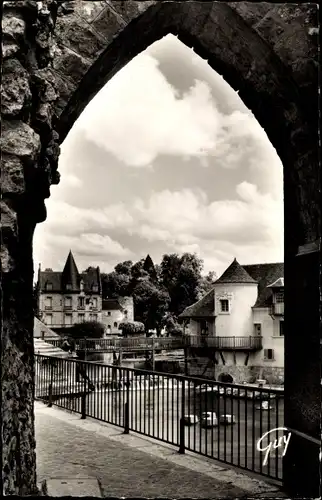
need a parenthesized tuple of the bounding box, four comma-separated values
(35, 401, 286, 498)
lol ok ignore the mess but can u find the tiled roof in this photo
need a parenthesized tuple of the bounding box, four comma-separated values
(178, 288, 215, 319)
(215, 258, 257, 284)
(39, 271, 63, 291)
(102, 299, 122, 311)
(62, 251, 79, 290)
(39, 253, 101, 293)
(34, 317, 59, 338)
(267, 277, 284, 288)
(242, 263, 284, 307)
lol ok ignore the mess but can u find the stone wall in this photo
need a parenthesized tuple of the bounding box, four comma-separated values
(1, 1, 319, 496)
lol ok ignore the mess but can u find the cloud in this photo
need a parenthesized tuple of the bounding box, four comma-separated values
(76, 54, 224, 168)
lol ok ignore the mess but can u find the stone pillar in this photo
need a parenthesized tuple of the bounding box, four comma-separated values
(283, 245, 321, 498)
(1, 0, 59, 495)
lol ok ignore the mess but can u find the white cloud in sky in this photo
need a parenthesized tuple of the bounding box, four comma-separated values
(77, 55, 228, 168)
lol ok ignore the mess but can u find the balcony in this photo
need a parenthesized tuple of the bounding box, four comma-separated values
(44, 306, 52, 310)
(271, 303, 284, 315)
(186, 336, 263, 351)
(77, 305, 85, 310)
(64, 305, 73, 310)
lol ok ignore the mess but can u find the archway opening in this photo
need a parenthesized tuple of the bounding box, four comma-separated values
(218, 373, 234, 384)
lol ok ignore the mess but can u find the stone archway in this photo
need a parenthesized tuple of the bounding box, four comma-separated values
(1, 1, 320, 497)
(218, 373, 234, 384)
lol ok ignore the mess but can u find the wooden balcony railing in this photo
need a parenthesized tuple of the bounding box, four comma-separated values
(44, 335, 262, 351)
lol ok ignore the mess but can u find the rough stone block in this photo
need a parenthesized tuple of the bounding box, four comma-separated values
(2, 59, 32, 116)
(1, 121, 40, 158)
(90, 4, 125, 41)
(107, 0, 156, 23)
(54, 13, 107, 60)
(1, 154, 25, 195)
(52, 44, 91, 85)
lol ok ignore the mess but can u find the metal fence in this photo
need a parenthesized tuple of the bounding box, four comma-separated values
(44, 335, 262, 351)
(34, 354, 284, 482)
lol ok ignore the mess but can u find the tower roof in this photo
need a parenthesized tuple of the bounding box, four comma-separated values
(215, 258, 257, 284)
(61, 251, 80, 290)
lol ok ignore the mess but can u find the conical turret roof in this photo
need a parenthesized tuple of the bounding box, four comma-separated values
(215, 258, 257, 284)
(61, 251, 80, 290)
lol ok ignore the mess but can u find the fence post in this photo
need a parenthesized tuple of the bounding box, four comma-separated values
(81, 378, 87, 419)
(124, 370, 130, 434)
(47, 360, 54, 407)
(179, 379, 186, 454)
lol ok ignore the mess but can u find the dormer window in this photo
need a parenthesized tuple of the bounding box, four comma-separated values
(66, 283, 72, 290)
(275, 291, 284, 303)
(92, 284, 98, 293)
(80, 280, 84, 291)
(46, 282, 53, 291)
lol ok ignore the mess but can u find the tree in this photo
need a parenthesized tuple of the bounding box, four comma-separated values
(101, 271, 130, 298)
(196, 271, 217, 299)
(143, 254, 158, 282)
(119, 321, 145, 337)
(133, 280, 170, 335)
(114, 260, 133, 276)
(68, 320, 105, 339)
(160, 252, 204, 317)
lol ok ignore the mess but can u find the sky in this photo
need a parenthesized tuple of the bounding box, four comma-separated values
(33, 34, 284, 278)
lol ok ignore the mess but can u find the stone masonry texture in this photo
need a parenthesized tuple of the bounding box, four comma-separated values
(1, 1, 320, 496)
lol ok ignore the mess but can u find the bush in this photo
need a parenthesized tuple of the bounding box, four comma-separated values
(68, 321, 105, 339)
(119, 321, 145, 337)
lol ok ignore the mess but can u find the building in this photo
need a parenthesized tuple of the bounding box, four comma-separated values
(101, 297, 134, 335)
(36, 251, 102, 330)
(179, 258, 284, 384)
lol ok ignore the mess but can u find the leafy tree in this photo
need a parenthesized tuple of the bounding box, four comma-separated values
(68, 320, 105, 339)
(133, 280, 170, 335)
(160, 252, 204, 316)
(119, 321, 145, 337)
(143, 254, 158, 282)
(196, 271, 217, 299)
(114, 260, 133, 276)
(101, 271, 130, 298)
(162, 312, 184, 337)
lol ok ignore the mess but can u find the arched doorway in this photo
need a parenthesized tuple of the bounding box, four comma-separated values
(1, 2, 319, 497)
(218, 373, 234, 384)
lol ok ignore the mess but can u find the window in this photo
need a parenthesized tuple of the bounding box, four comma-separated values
(45, 313, 52, 325)
(89, 313, 98, 322)
(78, 297, 85, 308)
(220, 299, 229, 312)
(279, 320, 284, 336)
(64, 296, 72, 309)
(45, 297, 52, 310)
(46, 282, 53, 291)
(66, 283, 72, 290)
(264, 349, 274, 360)
(92, 297, 98, 308)
(254, 323, 262, 336)
(114, 322, 117, 328)
(78, 313, 85, 323)
(275, 291, 284, 303)
(107, 311, 111, 316)
(64, 313, 72, 325)
(92, 285, 98, 292)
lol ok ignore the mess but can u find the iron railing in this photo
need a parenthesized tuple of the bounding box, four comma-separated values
(34, 354, 283, 482)
(44, 336, 263, 351)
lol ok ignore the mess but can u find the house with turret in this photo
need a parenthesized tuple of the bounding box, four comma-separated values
(36, 251, 103, 331)
(179, 258, 284, 384)
(36, 251, 135, 336)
